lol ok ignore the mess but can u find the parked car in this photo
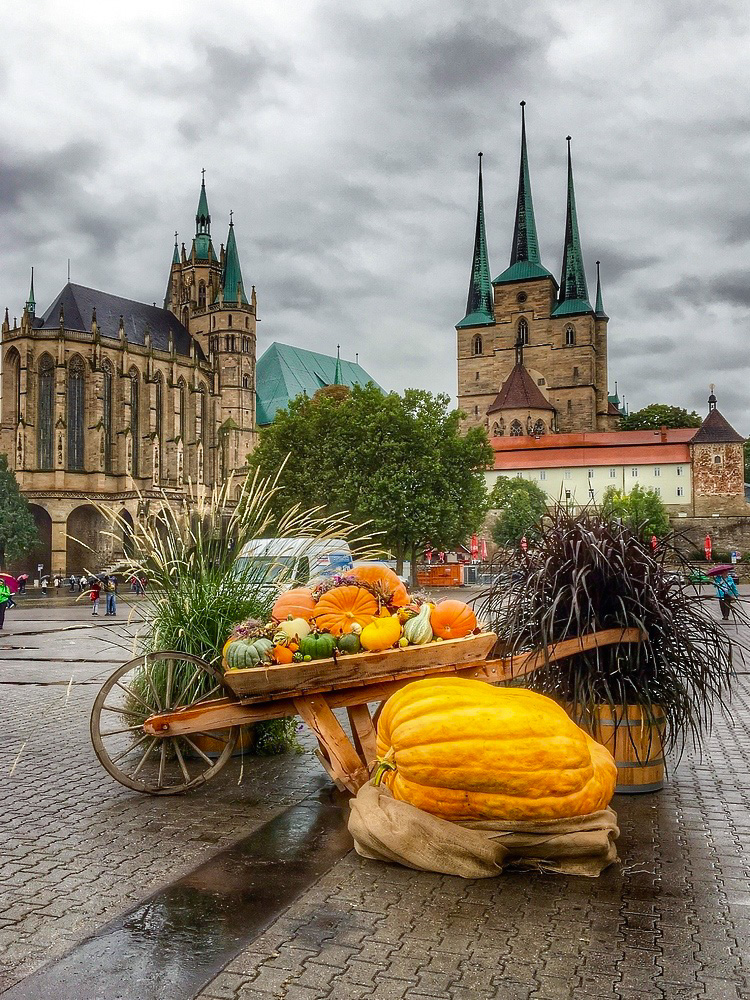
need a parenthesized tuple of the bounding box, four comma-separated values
(234, 536, 354, 591)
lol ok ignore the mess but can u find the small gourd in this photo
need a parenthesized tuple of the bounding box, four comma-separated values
(299, 632, 337, 660)
(274, 617, 311, 645)
(337, 632, 362, 655)
(402, 602, 433, 645)
(360, 615, 402, 651)
(225, 636, 275, 670)
(271, 644, 295, 664)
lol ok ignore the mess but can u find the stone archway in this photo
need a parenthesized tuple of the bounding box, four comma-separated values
(16, 504, 52, 578)
(66, 505, 111, 575)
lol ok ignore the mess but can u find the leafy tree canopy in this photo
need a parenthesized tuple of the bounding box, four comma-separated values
(600, 483, 671, 540)
(620, 403, 702, 431)
(0, 454, 38, 568)
(248, 385, 493, 584)
(489, 475, 548, 547)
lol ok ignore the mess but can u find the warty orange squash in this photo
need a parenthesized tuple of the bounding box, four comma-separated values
(376, 677, 617, 822)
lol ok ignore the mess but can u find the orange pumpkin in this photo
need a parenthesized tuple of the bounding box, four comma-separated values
(313, 585, 379, 636)
(350, 564, 410, 608)
(272, 644, 294, 664)
(271, 587, 317, 623)
(430, 600, 477, 639)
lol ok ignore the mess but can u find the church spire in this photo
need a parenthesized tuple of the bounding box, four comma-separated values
(25, 267, 35, 316)
(595, 259, 608, 318)
(554, 137, 592, 316)
(511, 102, 541, 267)
(456, 153, 494, 329)
(172, 231, 180, 265)
(334, 344, 343, 385)
(196, 169, 210, 236)
(221, 212, 248, 305)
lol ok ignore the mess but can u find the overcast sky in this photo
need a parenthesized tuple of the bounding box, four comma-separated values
(3, 1, 750, 429)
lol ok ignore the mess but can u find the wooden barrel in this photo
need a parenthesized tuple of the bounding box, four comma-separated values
(571, 704, 665, 794)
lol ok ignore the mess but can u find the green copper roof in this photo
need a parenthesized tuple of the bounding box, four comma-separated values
(221, 217, 248, 305)
(556, 138, 592, 314)
(493, 260, 554, 285)
(595, 259, 608, 318)
(256, 343, 381, 425)
(456, 153, 494, 329)
(196, 171, 210, 235)
(25, 267, 35, 315)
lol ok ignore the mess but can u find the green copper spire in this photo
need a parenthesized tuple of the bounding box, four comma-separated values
(221, 212, 248, 305)
(172, 231, 180, 265)
(334, 344, 343, 385)
(456, 153, 494, 329)
(494, 103, 553, 286)
(25, 267, 35, 315)
(553, 136, 593, 316)
(196, 169, 210, 235)
(595, 259, 608, 318)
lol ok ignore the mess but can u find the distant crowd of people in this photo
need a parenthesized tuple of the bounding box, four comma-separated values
(0, 571, 148, 632)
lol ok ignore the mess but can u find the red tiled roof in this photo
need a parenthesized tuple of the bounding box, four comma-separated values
(491, 428, 697, 451)
(487, 363, 556, 414)
(492, 443, 691, 471)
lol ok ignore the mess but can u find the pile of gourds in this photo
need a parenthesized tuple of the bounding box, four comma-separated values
(222, 563, 481, 672)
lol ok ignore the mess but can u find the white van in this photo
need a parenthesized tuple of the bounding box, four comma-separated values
(234, 536, 354, 590)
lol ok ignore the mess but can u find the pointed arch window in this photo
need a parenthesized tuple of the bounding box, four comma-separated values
(5, 348, 21, 426)
(102, 360, 113, 473)
(154, 372, 163, 449)
(130, 369, 140, 476)
(38, 354, 55, 470)
(532, 419, 546, 436)
(565, 325, 576, 346)
(472, 335, 483, 356)
(67, 355, 85, 471)
(509, 419, 523, 437)
(518, 319, 529, 346)
(177, 378, 186, 441)
(198, 282, 206, 309)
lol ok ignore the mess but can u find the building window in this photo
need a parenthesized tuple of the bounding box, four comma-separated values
(654, 487, 661, 496)
(211, 316, 215, 330)
(472, 335, 483, 356)
(242, 374, 250, 389)
(565, 325, 575, 346)
(540, 470, 547, 481)
(532, 419, 546, 436)
(475, 371, 480, 381)
(587, 469, 594, 479)
(567, 399, 573, 413)
(517, 291, 527, 303)
(5, 348, 21, 426)
(67, 355, 85, 471)
(510, 419, 523, 436)
(677, 486, 685, 497)
(102, 360, 113, 473)
(130, 371, 140, 476)
(198, 282, 206, 309)
(38, 354, 55, 470)
(154, 372, 163, 446)
(676, 466, 683, 476)
(518, 319, 529, 346)
(245, 317, 249, 329)
(564, 470, 572, 480)
(573, 366, 579, 379)
(227, 314, 232, 327)
(654, 467, 661, 477)
(177, 378, 186, 441)
(537, 378, 545, 386)
(714, 454, 722, 465)
(631, 467, 638, 477)
(609, 468, 616, 478)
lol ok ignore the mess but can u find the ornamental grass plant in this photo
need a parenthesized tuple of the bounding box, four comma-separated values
(83, 466, 374, 753)
(477, 504, 746, 760)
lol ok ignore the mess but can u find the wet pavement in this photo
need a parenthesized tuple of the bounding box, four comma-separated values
(1, 598, 750, 999)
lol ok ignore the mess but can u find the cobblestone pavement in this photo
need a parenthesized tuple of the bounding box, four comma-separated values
(3, 603, 750, 999)
(0, 605, 322, 992)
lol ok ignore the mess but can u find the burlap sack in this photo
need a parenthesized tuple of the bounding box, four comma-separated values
(348, 783, 619, 878)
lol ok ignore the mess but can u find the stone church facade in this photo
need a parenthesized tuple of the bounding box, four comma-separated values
(0, 176, 258, 576)
(457, 104, 621, 438)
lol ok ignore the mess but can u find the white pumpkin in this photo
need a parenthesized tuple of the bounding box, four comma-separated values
(274, 616, 311, 644)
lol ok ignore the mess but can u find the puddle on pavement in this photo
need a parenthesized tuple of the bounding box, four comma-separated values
(2, 778, 353, 1000)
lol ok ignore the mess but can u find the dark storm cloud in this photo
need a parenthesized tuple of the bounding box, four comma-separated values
(0, 140, 103, 212)
(415, 22, 540, 95)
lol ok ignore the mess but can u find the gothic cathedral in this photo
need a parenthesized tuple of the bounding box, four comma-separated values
(456, 104, 620, 438)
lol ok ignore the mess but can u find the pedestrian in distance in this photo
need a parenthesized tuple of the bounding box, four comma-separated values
(0, 578, 11, 631)
(90, 578, 101, 616)
(712, 571, 739, 622)
(105, 576, 117, 616)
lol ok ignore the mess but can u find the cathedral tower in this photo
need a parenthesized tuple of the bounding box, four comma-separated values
(456, 105, 618, 436)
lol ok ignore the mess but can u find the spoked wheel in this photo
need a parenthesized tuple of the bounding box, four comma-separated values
(91, 651, 239, 795)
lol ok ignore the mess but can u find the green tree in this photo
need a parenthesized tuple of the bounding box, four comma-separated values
(620, 404, 702, 431)
(744, 441, 750, 483)
(489, 476, 548, 547)
(600, 484, 670, 540)
(0, 454, 38, 568)
(248, 385, 493, 586)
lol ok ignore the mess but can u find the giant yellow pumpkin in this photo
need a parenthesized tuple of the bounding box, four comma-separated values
(376, 678, 616, 822)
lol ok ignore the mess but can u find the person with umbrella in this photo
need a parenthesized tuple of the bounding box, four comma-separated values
(707, 564, 739, 621)
(0, 577, 11, 631)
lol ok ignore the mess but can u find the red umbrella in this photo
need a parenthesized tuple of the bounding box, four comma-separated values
(0, 573, 19, 593)
(480, 537, 488, 561)
(705, 564, 734, 576)
(470, 534, 479, 560)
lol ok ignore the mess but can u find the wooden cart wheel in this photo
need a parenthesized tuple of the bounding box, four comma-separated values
(90, 651, 240, 795)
